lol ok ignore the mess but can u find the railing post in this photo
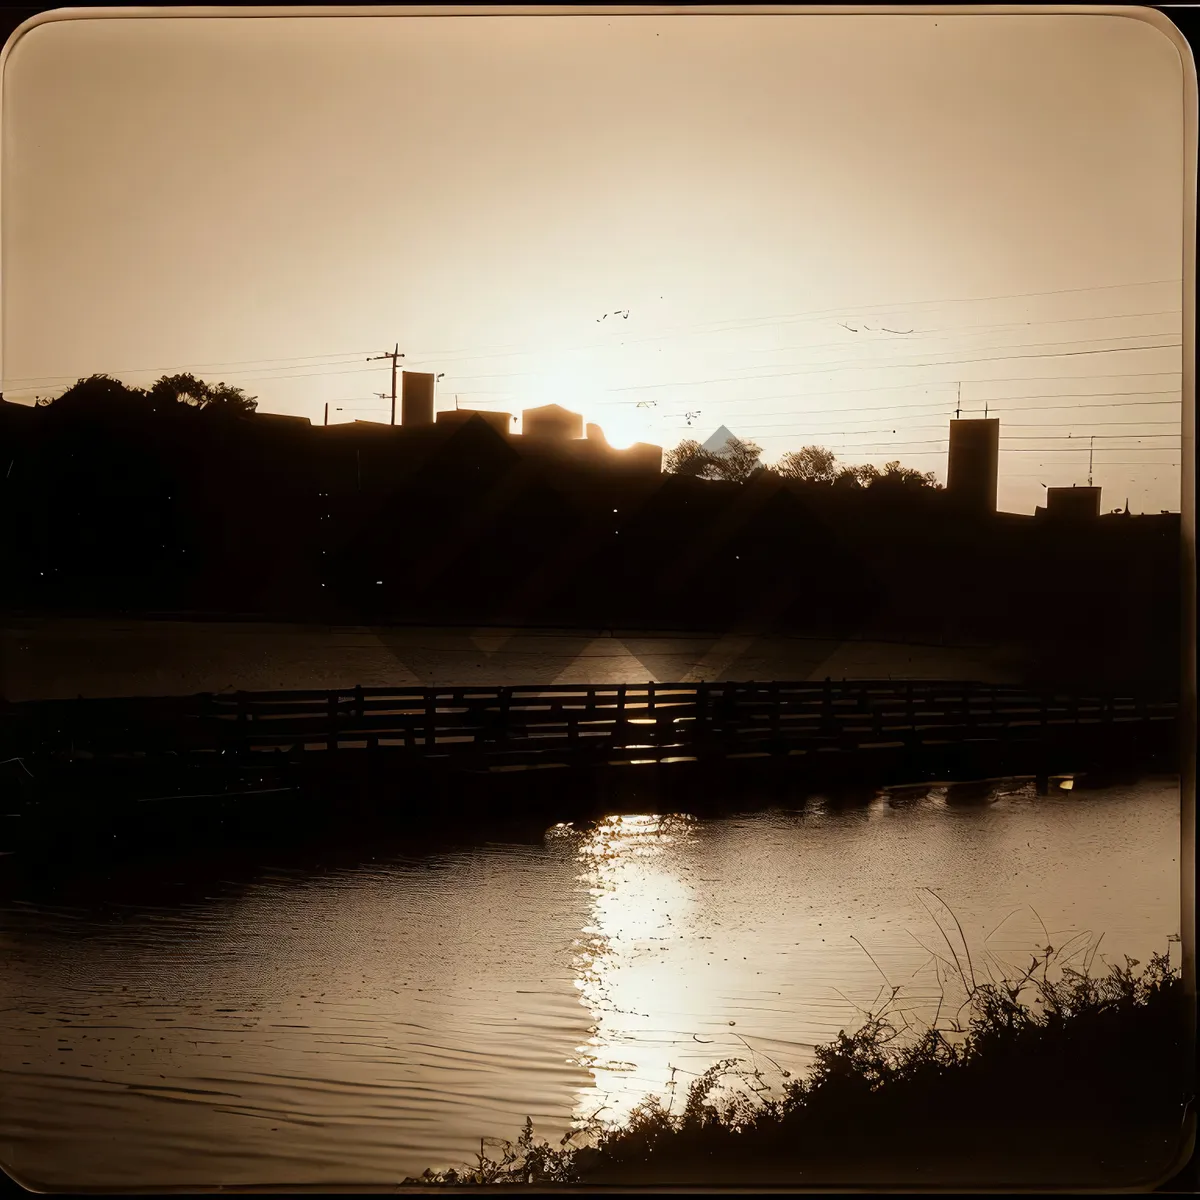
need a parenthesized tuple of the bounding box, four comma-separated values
(327, 691, 339, 752)
(647, 681, 656, 715)
(236, 691, 249, 758)
(354, 684, 364, 721)
(425, 691, 437, 753)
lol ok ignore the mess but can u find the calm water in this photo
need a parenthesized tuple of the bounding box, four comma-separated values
(0, 777, 1180, 1190)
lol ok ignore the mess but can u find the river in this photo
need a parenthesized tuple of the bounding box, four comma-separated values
(0, 775, 1180, 1191)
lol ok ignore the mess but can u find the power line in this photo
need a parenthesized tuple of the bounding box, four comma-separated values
(591, 280, 1184, 349)
(10, 361, 389, 400)
(391, 279, 1182, 366)
(1, 350, 377, 389)
(608, 372, 1183, 413)
(652, 278, 1183, 345)
(3, 281, 1182, 390)
(686, 393, 1181, 425)
(695, 397, 1179, 425)
(609, 341, 1182, 394)
(721, 420, 1182, 439)
(437, 330, 1180, 385)
(410, 306, 1182, 371)
(662, 430, 1180, 448)
(650, 317, 1183, 366)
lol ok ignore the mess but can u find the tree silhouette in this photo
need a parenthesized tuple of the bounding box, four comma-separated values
(709, 436, 763, 483)
(777, 445, 838, 483)
(664, 438, 718, 477)
(201, 381, 258, 417)
(834, 463, 881, 489)
(148, 374, 258, 416)
(148, 373, 209, 408)
(47, 374, 151, 417)
(874, 460, 941, 490)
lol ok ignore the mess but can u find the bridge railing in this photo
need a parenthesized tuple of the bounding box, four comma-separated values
(0, 680, 1178, 762)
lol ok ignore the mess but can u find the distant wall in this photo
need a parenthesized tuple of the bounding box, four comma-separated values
(522, 405, 584, 440)
(1045, 486, 1102, 519)
(435, 409, 512, 435)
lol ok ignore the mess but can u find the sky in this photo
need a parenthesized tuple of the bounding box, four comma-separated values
(0, 9, 1188, 514)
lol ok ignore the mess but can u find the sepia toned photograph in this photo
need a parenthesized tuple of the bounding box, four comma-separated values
(0, 5, 1194, 1192)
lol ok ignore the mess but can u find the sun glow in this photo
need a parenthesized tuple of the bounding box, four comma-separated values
(523, 353, 654, 450)
(587, 406, 648, 451)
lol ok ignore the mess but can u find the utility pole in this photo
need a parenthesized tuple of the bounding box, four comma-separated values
(955, 382, 961, 420)
(324, 402, 328, 427)
(367, 344, 404, 425)
(1088, 435, 1094, 487)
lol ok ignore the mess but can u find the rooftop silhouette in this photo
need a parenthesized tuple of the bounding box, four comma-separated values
(0, 368, 1179, 694)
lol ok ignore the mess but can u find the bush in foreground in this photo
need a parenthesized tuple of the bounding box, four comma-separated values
(403, 931, 1188, 1188)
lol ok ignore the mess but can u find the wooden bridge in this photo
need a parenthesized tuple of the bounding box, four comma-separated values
(1, 679, 1179, 769)
(0, 679, 1180, 861)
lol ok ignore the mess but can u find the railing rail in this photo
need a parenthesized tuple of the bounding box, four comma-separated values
(0, 680, 1178, 767)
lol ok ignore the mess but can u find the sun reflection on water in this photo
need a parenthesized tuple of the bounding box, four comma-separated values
(549, 813, 703, 1127)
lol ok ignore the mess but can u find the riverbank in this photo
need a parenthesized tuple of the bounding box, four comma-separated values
(0, 614, 1030, 701)
(408, 944, 1190, 1190)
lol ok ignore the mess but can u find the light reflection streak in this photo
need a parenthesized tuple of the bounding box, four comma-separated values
(550, 814, 704, 1127)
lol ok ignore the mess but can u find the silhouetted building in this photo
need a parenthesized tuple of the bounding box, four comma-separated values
(622, 442, 664, 473)
(522, 404, 583, 440)
(946, 418, 999, 514)
(586, 422, 608, 444)
(402, 371, 435, 427)
(436, 408, 513, 435)
(1038, 486, 1102, 520)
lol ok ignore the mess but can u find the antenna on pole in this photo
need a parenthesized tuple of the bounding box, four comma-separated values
(1088, 435, 1094, 487)
(955, 382, 961, 420)
(367, 344, 405, 425)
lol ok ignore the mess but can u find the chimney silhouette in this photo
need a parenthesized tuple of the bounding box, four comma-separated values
(946, 418, 999, 514)
(401, 371, 435, 427)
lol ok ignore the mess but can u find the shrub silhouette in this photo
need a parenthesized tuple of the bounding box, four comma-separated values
(402, 924, 1186, 1188)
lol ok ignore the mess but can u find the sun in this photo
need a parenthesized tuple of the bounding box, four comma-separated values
(589, 407, 647, 450)
(525, 354, 653, 449)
